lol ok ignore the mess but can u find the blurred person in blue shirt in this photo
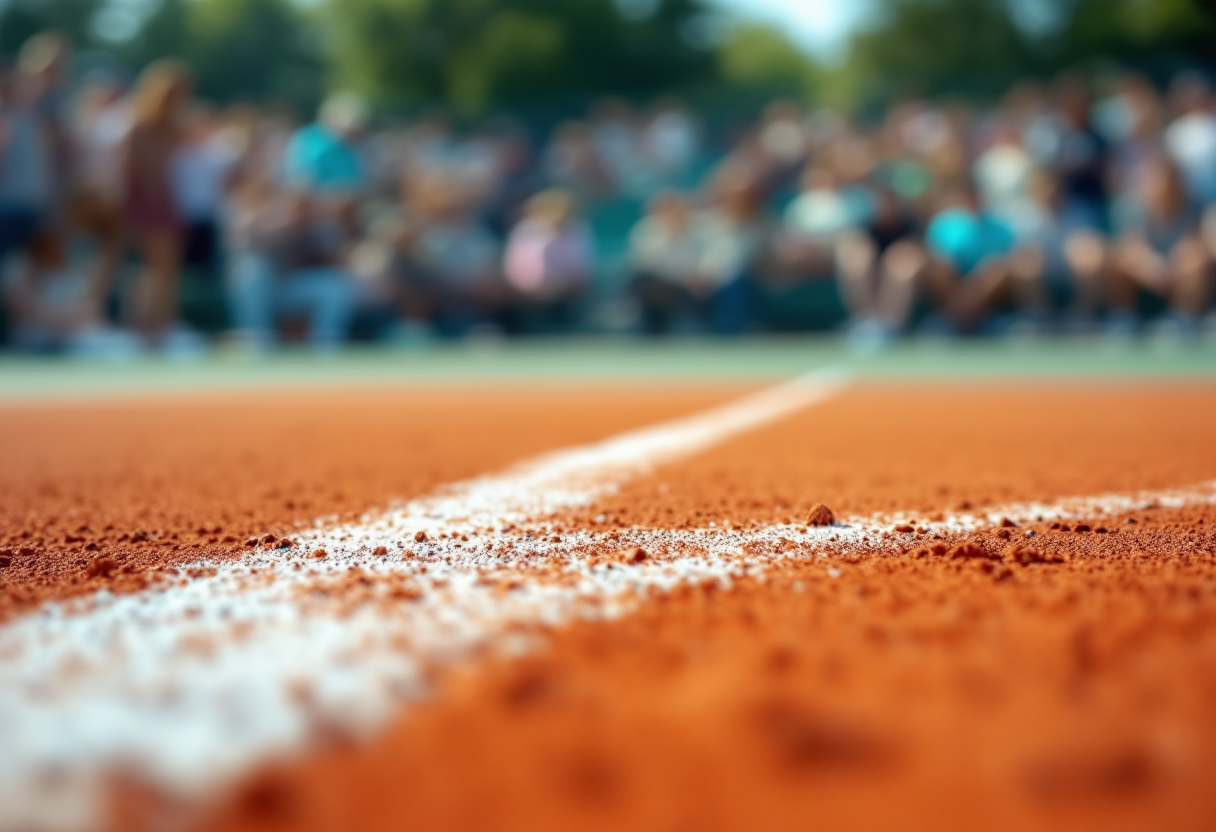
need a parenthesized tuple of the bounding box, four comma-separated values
(283, 93, 368, 195)
(924, 180, 1045, 332)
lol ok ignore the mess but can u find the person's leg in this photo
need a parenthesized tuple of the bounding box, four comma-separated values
(281, 267, 355, 349)
(709, 273, 750, 336)
(131, 228, 182, 342)
(630, 271, 679, 335)
(226, 252, 278, 346)
(1169, 236, 1214, 319)
(875, 240, 925, 332)
(1007, 245, 1050, 319)
(835, 232, 879, 322)
(949, 257, 1013, 331)
(1110, 238, 1168, 313)
(1063, 231, 1109, 319)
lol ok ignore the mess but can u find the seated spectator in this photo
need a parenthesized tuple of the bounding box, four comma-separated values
(627, 191, 718, 335)
(778, 162, 874, 281)
(1, 232, 135, 356)
(1164, 74, 1216, 207)
(1110, 155, 1213, 336)
(543, 122, 612, 202)
(924, 181, 1041, 332)
(1006, 168, 1108, 325)
(693, 171, 771, 334)
(283, 93, 368, 195)
(226, 181, 356, 351)
(503, 190, 594, 332)
(835, 186, 925, 344)
(1050, 79, 1112, 232)
(408, 176, 503, 336)
(643, 98, 700, 184)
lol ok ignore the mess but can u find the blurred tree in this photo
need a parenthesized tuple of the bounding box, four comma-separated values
(324, 0, 719, 112)
(0, 0, 105, 56)
(715, 24, 819, 100)
(1054, 0, 1216, 73)
(116, 0, 324, 111)
(835, 0, 1216, 107)
(841, 0, 1041, 103)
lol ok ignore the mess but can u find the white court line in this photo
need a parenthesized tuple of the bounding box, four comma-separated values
(0, 370, 1213, 831)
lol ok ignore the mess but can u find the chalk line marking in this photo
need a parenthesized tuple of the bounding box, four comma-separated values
(0, 368, 1213, 831)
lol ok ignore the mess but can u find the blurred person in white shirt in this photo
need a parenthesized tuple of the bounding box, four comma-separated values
(627, 191, 714, 334)
(172, 102, 242, 282)
(1165, 74, 1216, 207)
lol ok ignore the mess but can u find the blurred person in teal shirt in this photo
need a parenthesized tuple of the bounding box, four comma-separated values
(283, 93, 368, 195)
(925, 180, 1048, 332)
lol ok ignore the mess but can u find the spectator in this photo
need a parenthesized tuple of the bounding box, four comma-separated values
(1050, 79, 1111, 231)
(627, 191, 715, 335)
(1165, 74, 1216, 206)
(543, 122, 612, 202)
(779, 161, 874, 281)
(173, 103, 242, 283)
(0, 231, 134, 355)
(693, 171, 770, 334)
(504, 189, 594, 332)
(0, 61, 54, 267)
(1007, 168, 1108, 325)
(408, 176, 503, 336)
(283, 93, 368, 195)
(71, 69, 130, 309)
(835, 186, 925, 344)
(226, 182, 356, 351)
(1110, 155, 1213, 336)
(121, 60, 193, 346)
(924, 181, 1040, 332)
(643, 98, 700, 184)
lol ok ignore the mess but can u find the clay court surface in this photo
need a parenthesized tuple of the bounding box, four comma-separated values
(2, 343, 1216, 832)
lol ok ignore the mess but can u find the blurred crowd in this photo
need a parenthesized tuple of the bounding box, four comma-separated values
(3, 31, 1216, 356)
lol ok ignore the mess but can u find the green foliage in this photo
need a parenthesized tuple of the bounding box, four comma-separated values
(0, 0, 105, 56)
(1056, 0, 1216, 69)
(716, 24, 818, 99)
(324, 0, 718, 111)
(114, 0, 324, 111)
(838, 0, 1216, 107)
(843, 0, 1042, 103)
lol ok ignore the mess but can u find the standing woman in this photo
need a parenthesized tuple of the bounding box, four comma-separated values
(121, 60, 191, 344)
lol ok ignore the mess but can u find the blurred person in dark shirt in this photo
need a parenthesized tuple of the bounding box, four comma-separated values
(408, 174, 503, 336)
(226, 179, 356, 351)
(1006, 168, 1108, 326)
(835, 185, 925, 346)
(1051, 79, 1111, 232)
